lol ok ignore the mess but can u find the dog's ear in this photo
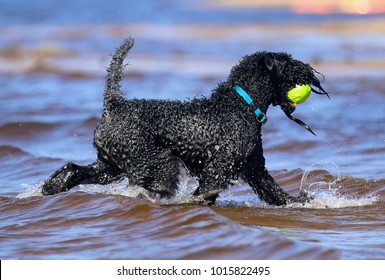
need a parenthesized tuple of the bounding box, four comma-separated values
(258, 54, 285, 79)
(258, 55, 274, 72)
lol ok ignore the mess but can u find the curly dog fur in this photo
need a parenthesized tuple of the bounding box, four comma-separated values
(41, 38, 329, 205)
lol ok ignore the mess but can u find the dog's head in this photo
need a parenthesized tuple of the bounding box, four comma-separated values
(229, 52, 330, 135)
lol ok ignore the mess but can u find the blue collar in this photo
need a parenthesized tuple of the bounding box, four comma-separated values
(233, 85, 267, 124)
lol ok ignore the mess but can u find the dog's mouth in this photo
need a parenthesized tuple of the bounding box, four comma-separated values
(276, 68, 330, 136)
(282, 106, 316, 136)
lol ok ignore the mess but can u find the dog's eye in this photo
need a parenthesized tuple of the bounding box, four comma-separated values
(287, 84, 311, 104)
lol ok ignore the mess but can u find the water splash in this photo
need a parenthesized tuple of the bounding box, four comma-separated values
(216, 184, 267, 207)
(78, 168, 201, 205)
(300, 160, 342, 193)
(77, 179, 158, 202)
(286, 189, 378, 209)
(158, 170, 200, 205)
(16, 161, 378, 209)
(16, 183, 43, 199)
(294, 161, 378, 209)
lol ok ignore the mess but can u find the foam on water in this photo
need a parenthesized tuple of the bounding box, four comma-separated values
(291, 160, 378, 209)
(16, 162, 378, 209)
(217, 161, 379, 209)
(16, 183, 43, 199)
(216, 185, 378, 209)
(286, 189, 378, 209)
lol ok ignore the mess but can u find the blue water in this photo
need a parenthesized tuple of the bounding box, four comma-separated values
(1, 0, 385, 260)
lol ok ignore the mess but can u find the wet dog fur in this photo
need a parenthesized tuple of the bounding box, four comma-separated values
(41, 38, 329, 205)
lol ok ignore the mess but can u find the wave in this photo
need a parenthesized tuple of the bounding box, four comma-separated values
(5, 190, 339, 259)
(17, 167, 383, 210)
(12, 167, 384, 260)
(0, 145, 31, 157)
(0, 121, 59, 139)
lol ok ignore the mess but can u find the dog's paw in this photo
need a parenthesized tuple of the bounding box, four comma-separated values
(191, 189, 221, 206)
(186, 194, 217, 206)
(41, 181, 61, 195)
(41, 178, 69, 195)
(287, 190, 314, 205)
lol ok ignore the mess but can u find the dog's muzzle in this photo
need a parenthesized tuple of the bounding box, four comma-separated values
(280, 83, 325, 136)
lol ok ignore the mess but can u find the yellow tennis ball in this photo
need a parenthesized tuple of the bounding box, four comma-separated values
(287, 84, 311, 104)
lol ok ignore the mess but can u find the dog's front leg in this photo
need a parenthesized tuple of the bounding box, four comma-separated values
(241, 152, 310, 205)
(242, 166, 295, 206)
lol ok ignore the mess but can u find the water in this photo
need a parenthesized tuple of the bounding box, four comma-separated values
(1, 0, 385, 260)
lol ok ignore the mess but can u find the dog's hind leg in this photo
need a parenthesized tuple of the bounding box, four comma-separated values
(192, 161, 232, 205)
(41, 160, 122, 195)
(135, 152, 182, 198)
(192, 186, 222, 205)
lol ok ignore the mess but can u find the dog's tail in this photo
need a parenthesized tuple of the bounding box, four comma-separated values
(104, 38, 134, 104)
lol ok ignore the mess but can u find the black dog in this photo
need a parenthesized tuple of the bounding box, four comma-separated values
(41, 38, 329, 205)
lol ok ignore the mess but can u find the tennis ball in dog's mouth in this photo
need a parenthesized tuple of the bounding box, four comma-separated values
(287, 84, 311, 104)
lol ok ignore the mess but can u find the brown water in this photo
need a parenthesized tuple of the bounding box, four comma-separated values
(1, 0, 385, 260)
